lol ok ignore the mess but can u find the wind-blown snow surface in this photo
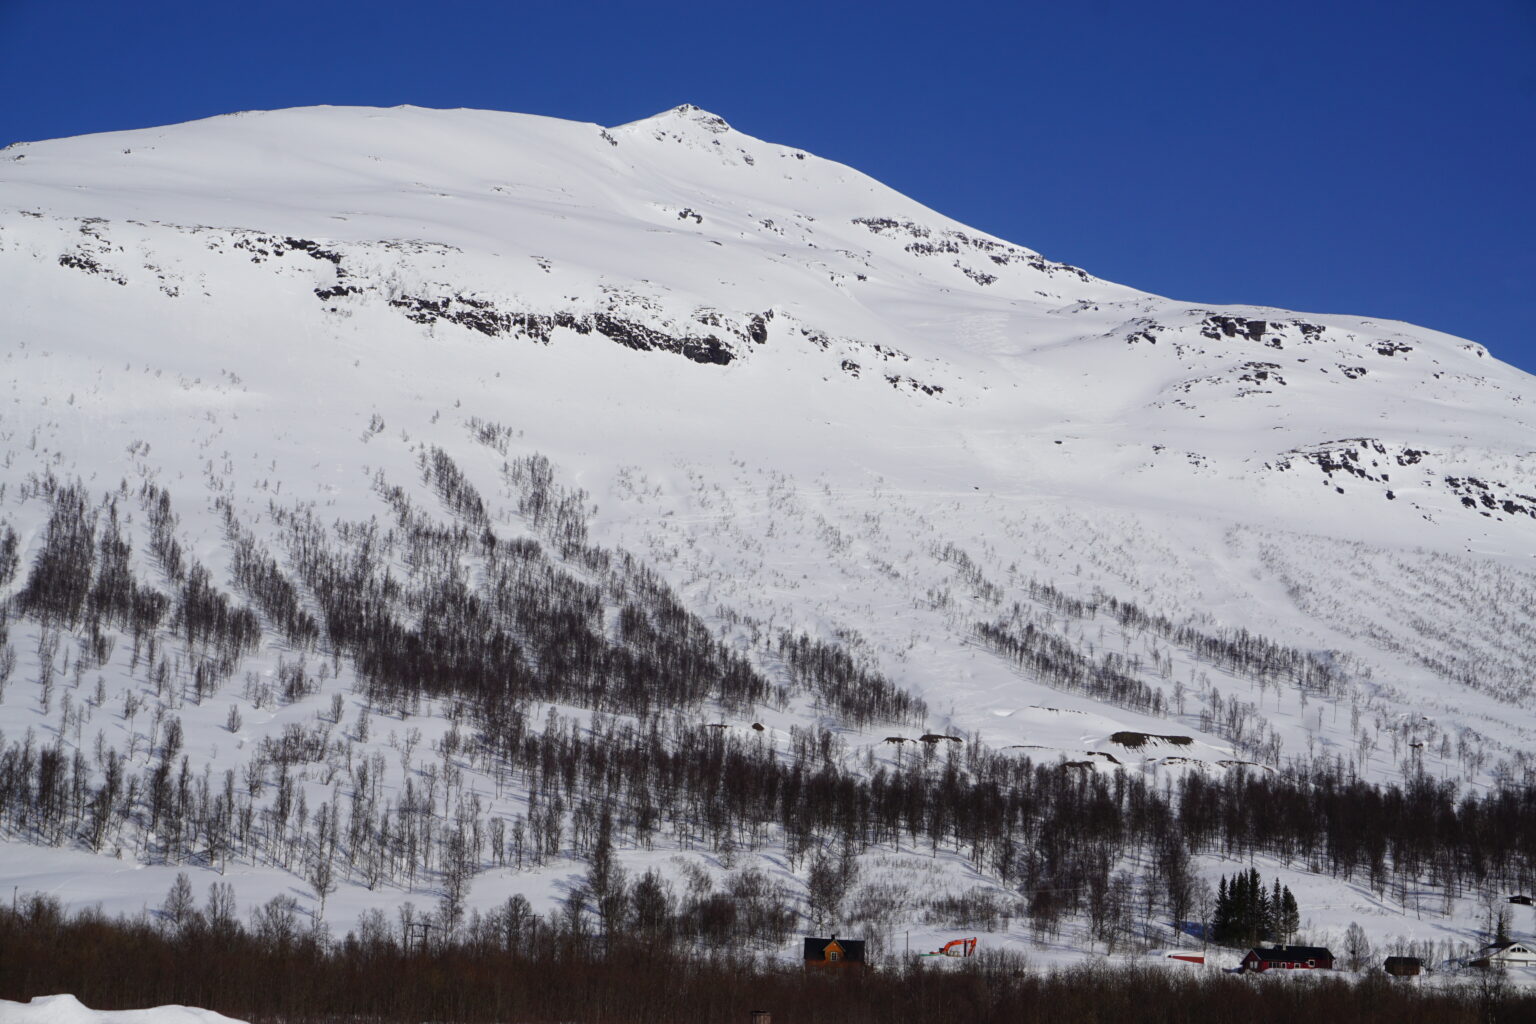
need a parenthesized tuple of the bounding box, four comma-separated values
(2, 104, 1535, 962)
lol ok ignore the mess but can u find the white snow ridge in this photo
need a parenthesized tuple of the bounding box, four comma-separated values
(1, 103, 1535, 977)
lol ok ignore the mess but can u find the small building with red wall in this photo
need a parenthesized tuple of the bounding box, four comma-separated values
(1242, 945, 1334, 972)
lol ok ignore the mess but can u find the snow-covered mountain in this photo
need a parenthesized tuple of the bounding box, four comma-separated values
(2, 104, 1534, 964)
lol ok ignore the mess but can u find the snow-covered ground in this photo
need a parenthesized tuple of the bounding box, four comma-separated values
(1, 103, 1534, 965)
(0, 996, 246, 1024)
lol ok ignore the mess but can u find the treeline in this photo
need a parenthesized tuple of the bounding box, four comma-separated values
(778, 632, 927, 728)
(225, 509, 320, 648)
(15, 479, 259, 664)
(3, 895, 1528, 1024)
(975, 617, 1169, 717)
(5, 459, 1535, 954)
(0, 457, 925, 889)
(9, 479, 257, 710)
(267, 446, 912, 727)
(976, 584, 1328, 764)
(1091, 588, 1352, 698)
(1015, 576, 1353, 700)
(6, 688, 1531, 947)
(274, 460, 783, 718)
(6, 454, 914, 730)
(418, 720, 1536, 942)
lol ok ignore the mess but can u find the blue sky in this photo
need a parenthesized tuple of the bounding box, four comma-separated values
(3, 0, 1532, 372)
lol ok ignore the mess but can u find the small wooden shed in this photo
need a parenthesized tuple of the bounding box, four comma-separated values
(804, 935, 866, 969)
(1384, 956, 1422, 977)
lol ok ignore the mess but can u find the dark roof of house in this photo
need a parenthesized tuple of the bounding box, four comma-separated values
(1248, 945, 1333, 960)
(803, 936, 866, 960)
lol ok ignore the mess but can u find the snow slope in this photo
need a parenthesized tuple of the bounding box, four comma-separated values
(1, 103, 1534, 961)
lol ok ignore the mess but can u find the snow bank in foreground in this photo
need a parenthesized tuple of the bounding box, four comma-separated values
(0, 996, 248, 1024)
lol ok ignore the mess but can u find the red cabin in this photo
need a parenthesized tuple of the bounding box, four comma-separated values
(1242, 945, 1334, 972)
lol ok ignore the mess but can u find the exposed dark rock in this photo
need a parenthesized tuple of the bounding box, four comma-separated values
(1110, 731, 1193, 749)
(958, 264, 998, 286)
(592, 313, 733, 365)
(389, 294, 512, 337)
(884, 374, 943, 396)
(1273, 440, 1534, 522)
(233, 234, 343, 265)
(1443, 476, 1536, 519)
(1237, 361, 1285, 386)
(57, 251, 127, 285)
(852, 217, 1091, 281)
(314, 285, 361, 300)
(282, 237, 343, 264)
(1200, 315, 1275, 346)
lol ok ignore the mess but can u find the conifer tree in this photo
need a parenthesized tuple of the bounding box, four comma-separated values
(1212, 869, 1287, 947)
(1278, 886, 1301, 943)
(1213, 876, 1231, 943)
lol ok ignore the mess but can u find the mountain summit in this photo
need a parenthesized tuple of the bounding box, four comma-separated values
(620, 103, 736, 133)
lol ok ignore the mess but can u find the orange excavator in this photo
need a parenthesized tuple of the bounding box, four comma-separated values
(921, 937, 977, 958)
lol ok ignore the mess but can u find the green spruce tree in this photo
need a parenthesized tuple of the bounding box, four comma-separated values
(1279, 885, 1300, 943)
(1214, 876, 1231, 943)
